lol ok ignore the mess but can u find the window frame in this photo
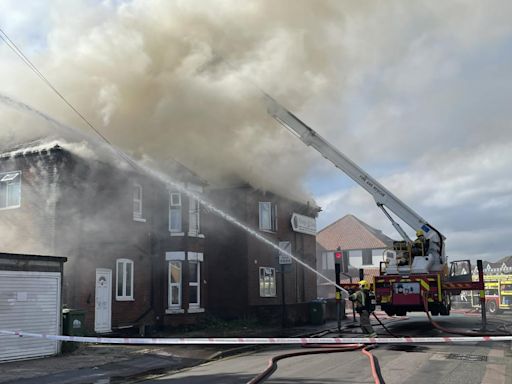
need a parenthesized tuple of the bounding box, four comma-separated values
(258, 202, 277, 232)
(0, 171, 21, 210)
(169, 192, 182, 233)
(168, 260, 183, 308)
(188, 196, 200, 237)
(116, 258, 134, 301)
(259, 267, 277, 297)
(133, 183, 144, 221)
(188, 260, 200, 308)
(362, 249, 373, 266)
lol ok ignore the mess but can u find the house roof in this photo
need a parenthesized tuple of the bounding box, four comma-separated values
(317, 214, 394, 251)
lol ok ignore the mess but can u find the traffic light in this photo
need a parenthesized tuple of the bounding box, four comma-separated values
(334, 248, 348, 273)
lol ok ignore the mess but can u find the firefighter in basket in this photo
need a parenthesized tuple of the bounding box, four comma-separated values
(349, 280, 377, 338)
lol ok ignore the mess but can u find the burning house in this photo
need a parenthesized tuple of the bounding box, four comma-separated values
(0, 139, 207, 333)
(204, 185, 320, 324)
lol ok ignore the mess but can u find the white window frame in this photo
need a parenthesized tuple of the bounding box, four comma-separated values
(259, 267, 276, 297)
(116, 259, 134, 301)
(187, 252, 204, 311)
(188, 196, 201, 237)
(166, 252, 185, 313)
(0, 171, 21, 210)
(133, 183, 145, 222)
(169, 192, 183, 234)
(259, 202, 277, 232)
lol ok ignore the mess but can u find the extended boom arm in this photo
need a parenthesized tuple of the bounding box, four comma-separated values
(265, 95, 445, 264)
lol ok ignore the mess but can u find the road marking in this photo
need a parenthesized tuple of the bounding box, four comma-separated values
(481, 364, 506, 384)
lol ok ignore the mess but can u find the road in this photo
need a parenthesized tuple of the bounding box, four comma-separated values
(114, 312, 512, 384)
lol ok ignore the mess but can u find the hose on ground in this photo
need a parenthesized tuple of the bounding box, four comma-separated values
(246, 343, 385, 384)
(422, 294, 512, 336)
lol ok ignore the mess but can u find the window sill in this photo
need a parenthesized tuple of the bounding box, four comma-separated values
(188, 307, 205, 313)
(259, 229, 276, 234)
(166, 308, 185, 314)
(133, 217, 146, 223)
(116, 297, 134, 302)
(0, 205, 21, 211)
(188, 233, 205, 238)
(170, 232, 185, 237)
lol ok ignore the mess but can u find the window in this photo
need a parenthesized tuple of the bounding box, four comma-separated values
(166, 251, 186, 311)
(116, 259, 134, 301)
(187, 252, 203, 310)
(0, 171, 21, 209)
(169, 192, 182, 233)
(259, 202, 277, 232)
(188, 196, 200, 236)
(189, 261, 200, 307)
(133, 184, 143, 220)
(259, 267, 276, 297)
(362, 249, 373, 265)
(169, 261, 182, 308)
(321, 252, 335, 270)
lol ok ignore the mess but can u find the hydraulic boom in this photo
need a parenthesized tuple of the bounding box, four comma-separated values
(265, 95, 445, 274)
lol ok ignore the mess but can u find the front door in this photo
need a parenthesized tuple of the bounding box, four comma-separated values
(95, 268, 112, 333)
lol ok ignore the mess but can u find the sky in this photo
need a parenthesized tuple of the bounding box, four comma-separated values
(0, 1, 511, 262)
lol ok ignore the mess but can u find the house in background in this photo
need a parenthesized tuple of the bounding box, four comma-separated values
(204, 185, 319, 324)
(316, 214, 394, 298)
(0, 139, 207, 334)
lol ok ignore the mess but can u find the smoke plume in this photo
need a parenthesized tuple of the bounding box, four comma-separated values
(0, 0, 347, 200)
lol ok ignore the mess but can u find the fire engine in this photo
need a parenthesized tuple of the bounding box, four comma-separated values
(266, 95, 484, 317)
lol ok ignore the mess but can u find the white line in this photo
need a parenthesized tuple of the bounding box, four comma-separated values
(1, 330, 512, 345)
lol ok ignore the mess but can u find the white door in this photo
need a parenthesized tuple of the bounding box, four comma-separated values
(94, 269, 112, 333)
(0, 271, 61, 362)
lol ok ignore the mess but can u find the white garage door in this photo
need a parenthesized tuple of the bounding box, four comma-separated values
(0, 270, 61, 362)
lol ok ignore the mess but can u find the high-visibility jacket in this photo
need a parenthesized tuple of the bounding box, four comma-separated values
(349, 289, 375, 313)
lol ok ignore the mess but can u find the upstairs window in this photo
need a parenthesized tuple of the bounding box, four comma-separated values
(169, 192, 182, 233)
(259, 202, 277, 232)
(116, 259, 134, 301)
(133, 184, 143, 220)
(0, 171, 21, 209)
(362, 249, 373, 265)
(188, 196, 200, 236)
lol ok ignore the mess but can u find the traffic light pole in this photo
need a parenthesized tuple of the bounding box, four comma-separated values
(335, 263, 342, 331)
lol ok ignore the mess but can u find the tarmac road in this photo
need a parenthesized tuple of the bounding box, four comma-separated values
(131, 313, 512, 384)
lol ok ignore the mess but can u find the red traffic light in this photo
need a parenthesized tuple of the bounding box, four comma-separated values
(335, 252, 342, 259)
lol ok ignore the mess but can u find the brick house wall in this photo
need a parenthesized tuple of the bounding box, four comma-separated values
(204, 185, 318, 324)
(0, 142, 207, 333)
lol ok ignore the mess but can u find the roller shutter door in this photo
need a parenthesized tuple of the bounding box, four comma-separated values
(0, 271, 61, 362)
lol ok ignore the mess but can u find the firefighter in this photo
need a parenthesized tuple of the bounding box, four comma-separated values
(349, 280, 377, 337)
(412, 229, 430, 257)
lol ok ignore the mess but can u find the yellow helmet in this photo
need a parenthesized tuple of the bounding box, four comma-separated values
(359, 280, 369, 290)
(416, 229, 424, 237)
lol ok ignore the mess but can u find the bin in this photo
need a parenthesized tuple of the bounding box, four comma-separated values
(62, 309, 85, 352)
(309, 299, 326, 325)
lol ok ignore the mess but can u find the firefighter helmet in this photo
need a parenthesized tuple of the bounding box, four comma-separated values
(416, 229, 424, 237)
(359, 280, 369, 290)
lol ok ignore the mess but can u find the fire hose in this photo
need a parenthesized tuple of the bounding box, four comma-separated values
(246, 343, 385, 384)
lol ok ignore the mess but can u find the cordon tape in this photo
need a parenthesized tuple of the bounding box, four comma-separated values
(1, 330, 512, 345)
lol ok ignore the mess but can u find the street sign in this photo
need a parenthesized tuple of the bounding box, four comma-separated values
(278, 241, 292, 264)
(290, 213, 316, 235)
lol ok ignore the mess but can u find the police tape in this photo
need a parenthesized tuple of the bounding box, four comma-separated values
(1, 330, 512, 345)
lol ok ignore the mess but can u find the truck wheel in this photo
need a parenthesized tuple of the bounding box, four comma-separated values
(384, 310, 395, 317)
(396, 310, 407, 317)
(488, 301, 498, 314)
(430, 310, 439, 316)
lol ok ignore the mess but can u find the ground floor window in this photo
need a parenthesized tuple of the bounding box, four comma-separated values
(259, 267, 276, 297)
(166, 251, 203, 312)
(116, 259, 134, 301)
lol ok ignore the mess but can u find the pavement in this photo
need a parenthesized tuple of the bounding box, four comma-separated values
(0, 319, 351, 384)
